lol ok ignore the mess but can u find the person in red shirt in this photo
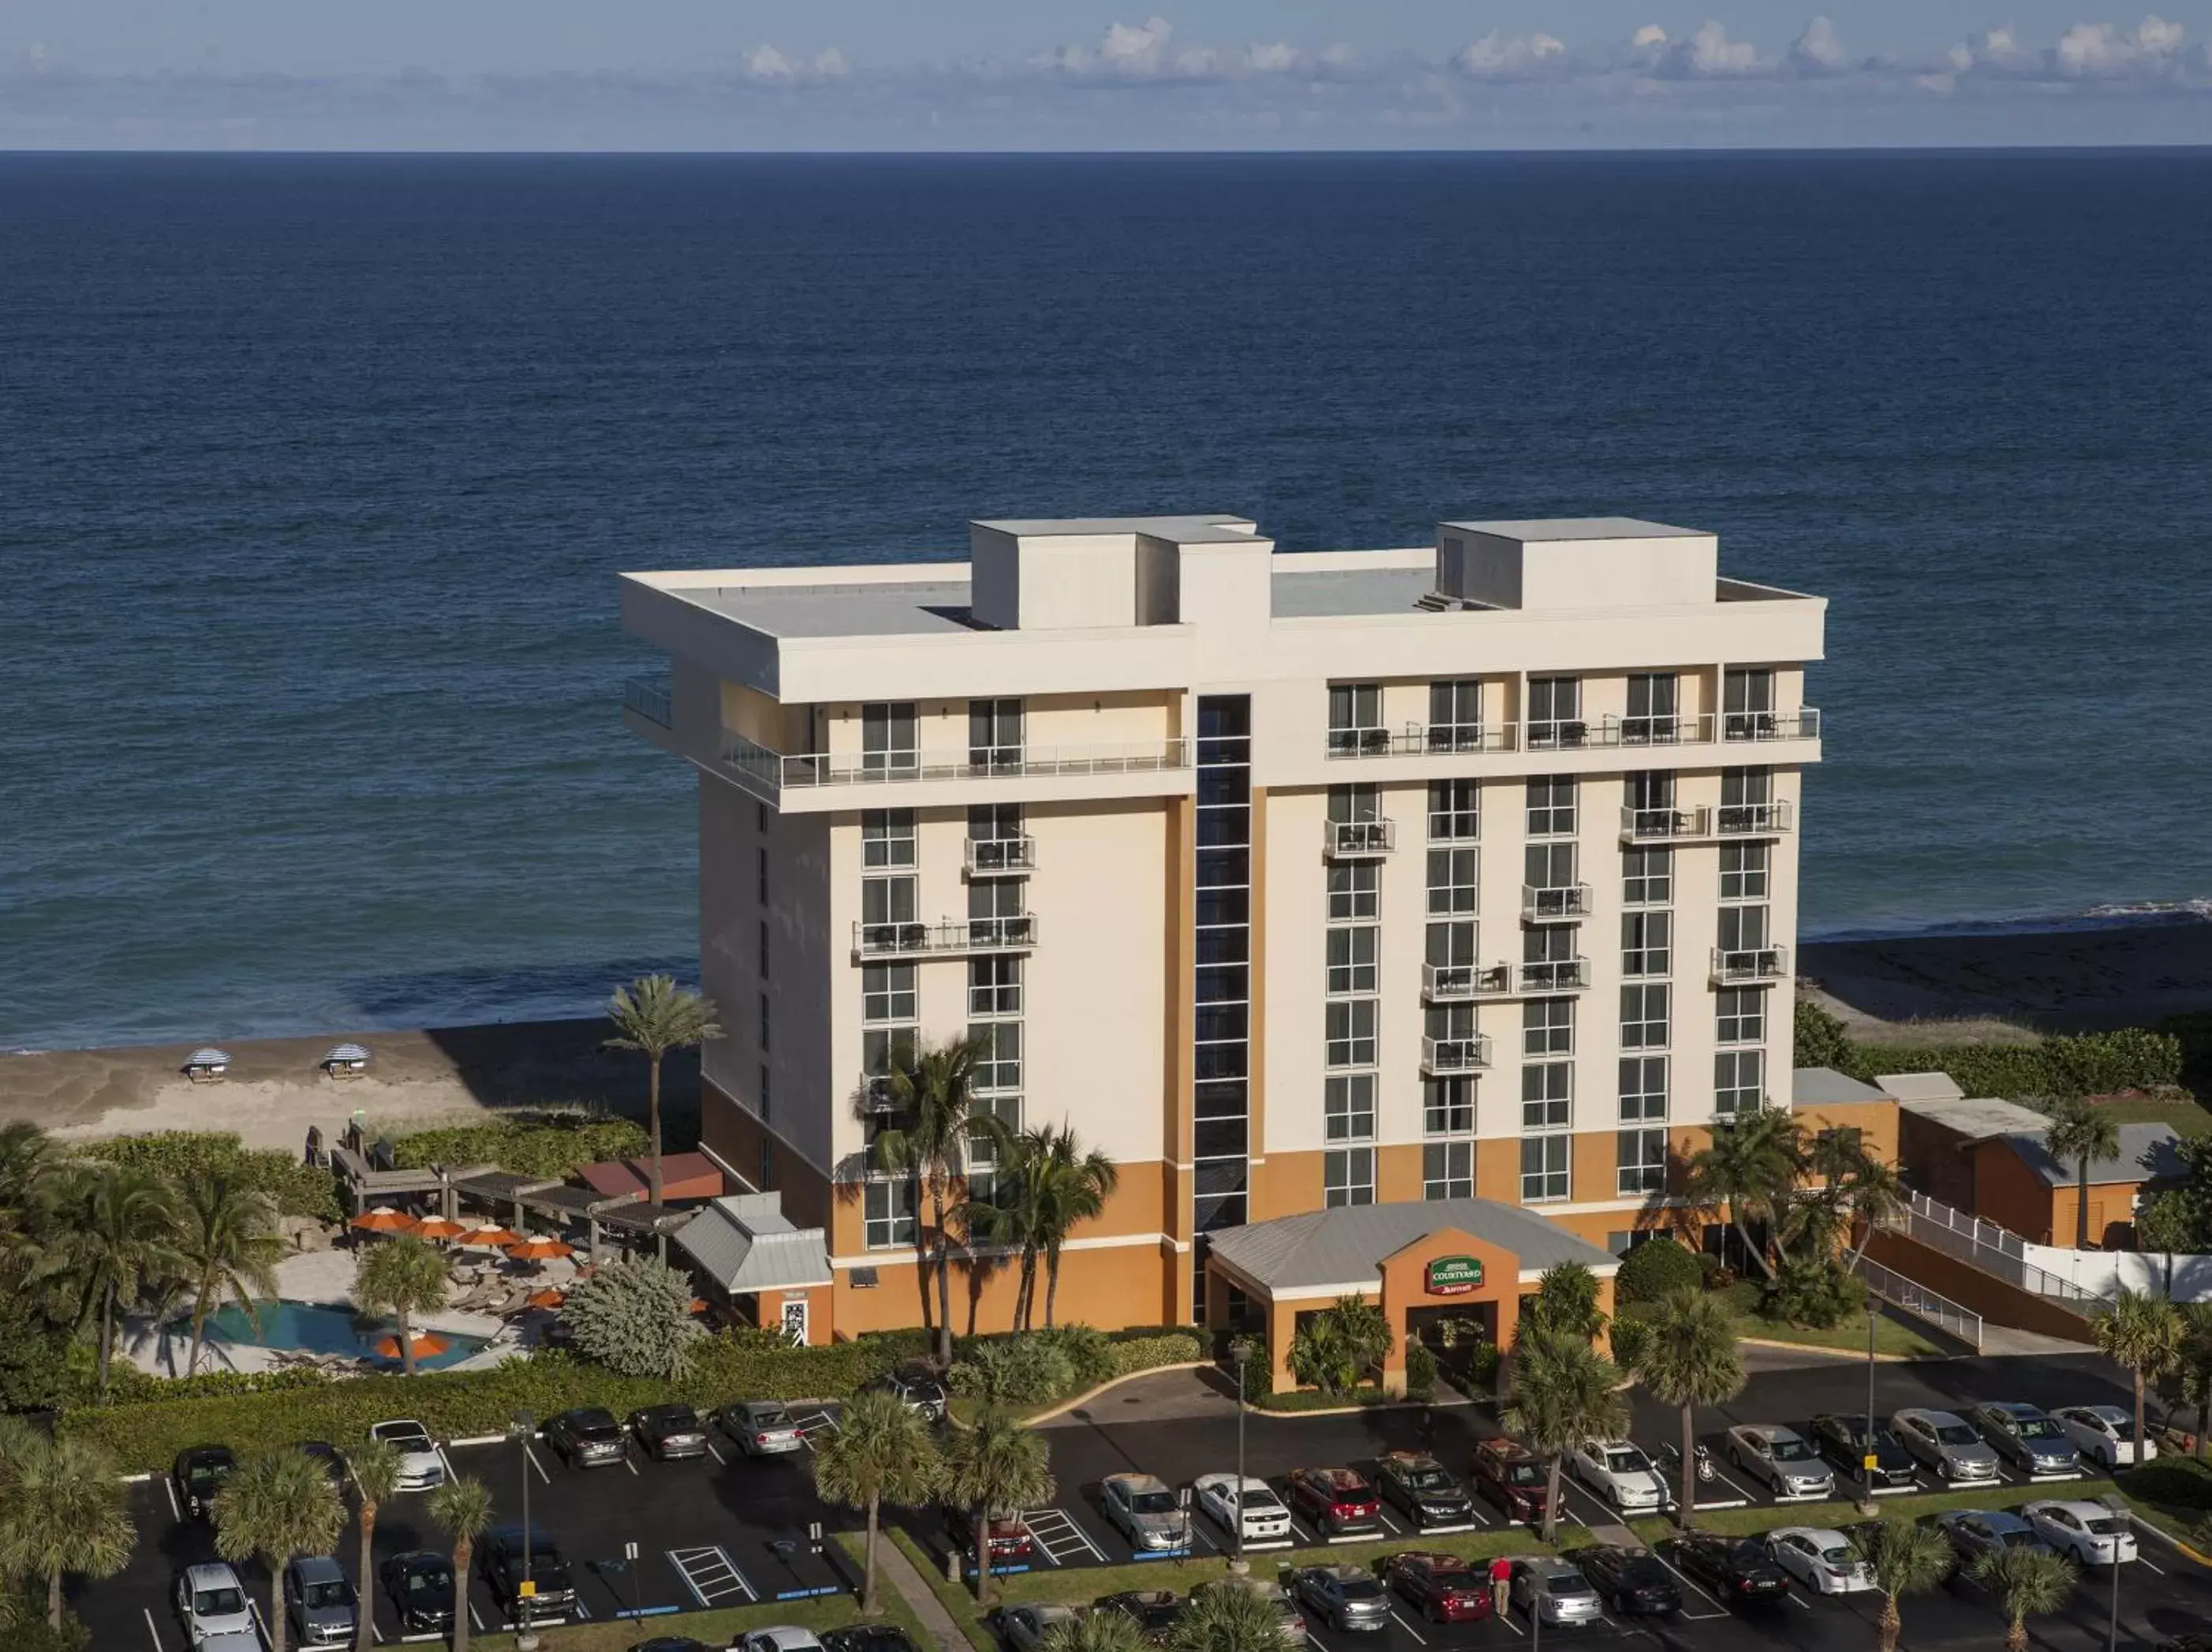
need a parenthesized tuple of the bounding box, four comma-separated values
(1489, 1554, 1513, 1617)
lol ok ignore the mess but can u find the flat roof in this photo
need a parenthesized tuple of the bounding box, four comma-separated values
(1207, 1197, 1616, 1294)
(1897, 1094, 2052, 1141)
(1270, 566, 1442, 619)
(1441, 517, 1706, 542)
(974, 514, 1258, 543)
(1792, 1066, 1890, 1106)
(689, 580, 977, 639)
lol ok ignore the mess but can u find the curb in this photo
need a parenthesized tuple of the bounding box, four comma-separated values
(1734, 1336, 1917, 1363)
(2128, 1509, 2212, 1568)
(447, 1433, 513, 1448)
(1022, 1362, 1213, 1426)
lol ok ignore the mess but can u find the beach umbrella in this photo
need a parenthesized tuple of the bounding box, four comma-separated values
(456, 1224, 521, 1248)
(689, 1298, 709, 1314)
(350, 1207, 418, 1235)
(412, 1216, 465, 1242)
(505, 1236, 574, 1262)
(525, 1288, 566, 1310)
(373, 1330, 449, 1361)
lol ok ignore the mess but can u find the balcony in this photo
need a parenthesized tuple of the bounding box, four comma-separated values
(1324, 818, 1397, 859)
(1716, 800, 1793, 836)
(1424, 959, 1590, 998)
(1723, 709, 1822, 744)
(1517, 957, 1592, 992)
(622, 676, 672, 730)
(852, 915, 1038, 959)
(725, 732, 1191, 798)
(1619, 801, 1795, 844)
(964, 836, 1038, 876)
(1326, 723, 1517, 759)
(1421, 1033, 1493, 1075)
(1320, 711, 1821, 763)
(1710, 945, 1791, 985)
(1523, 884, 1594, 923)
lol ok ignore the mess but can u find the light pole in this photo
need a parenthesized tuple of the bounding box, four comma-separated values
(2100, 1493, 2132, 1652)
(1860, 1297, 1879, 1515)
(1229, 1340, 1250, 1575)
(513, 1409, 539, 1652)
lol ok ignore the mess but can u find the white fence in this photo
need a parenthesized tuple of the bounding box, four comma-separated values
(1885, 1190, 2212, 1308)
(2020, 1244, 2212, 1304)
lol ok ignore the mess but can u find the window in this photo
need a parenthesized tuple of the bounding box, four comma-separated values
(1522, 1060, 1571, 1129)
(861, 1025, 915, 1081)
(967, 804, 1028, 869)
(861, 703, 918, 776)
(1327, 861, 1379, 921)
(1428, 680, 1482, 751)
(1719, 843, 1770, 901)
(1326, 925, 1379, 996)
(1617, 1129, 1668, 1196)
(1715, 1048, 1765, 1116)
(1716, 988, 1766, 1046)
(1427, 779, 1479, 840)
(1621, 910, 1672, 977)
(1424, 1076, 1474, 1136)
(969, 876, 1026, 944)
(1818, 1125, 1865, 1162)
(970, 1021, 1022, 1093)
(1325, 1148, 1376, 1208)
(1425, 1141, 1474, 1201)
(1525, 840, 1578, 899)
(1627, 770, 1675, 812)
(860, 876, 917, 947)
(1625, 673, 1680, 744)
(864, 1179, 917, 1248)
(1720, 768, 1776, 833)
(1623, 846, 1673, 907)
(1620, 982, 1670, 1050)
(1523, 998, 1573, 1058)
(1620, 1055, 1668, 1121)
(1327, 785, 1388, 854)
(1426, 920, 1476, 988)
(968, 698, 1024, 771)
(1527, 676, 1584, 749)
(861, 809, 917, 869)
(1325, 1000, 1377, 1068)
(1520, 1134, 1571, 1202)
(1426, 1000, 1476, 1053)
(1718, 904, 1771, 956)
(1526, 776, 1578, 837)
(970, 956, 1022, 1017)
(1723, 668, 1776, 740)
(1426, 847, 1478, 916)
(1327, 682, 1384, 755)
(1325, 1074, 1376, 1142)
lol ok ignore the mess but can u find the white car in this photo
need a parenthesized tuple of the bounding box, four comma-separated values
(1726, 1425, 1836, 1500)
(1193, 1473, 1293, 1545)
(1765, 1527, 1878, 1595)
(735, 1630, 825, 1652)
(2053, 1405, 2155, 1470)
(174, 1562, 255, 1646)
(368, 1418, 446, 1490)
(2023, 1500, 2139, 1565)
(1570, 1439, 1669, 1512)
(998, 1605, 1079, 1652)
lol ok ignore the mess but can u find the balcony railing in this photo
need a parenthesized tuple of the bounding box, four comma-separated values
(1717, 799, 1793, 835)
(1323, 710, 1820, 761)
(726, 732, 1191, 794)
(1723, 709, 1822, 743)
(964, 837, 1038, 875)
(1326, 724, 1515, 759)
(1518, 957, 1592, 992)
(853, 916, 1038, 959)
(1523, 884, 1594, 922)
(623, 676, 673, 730)
(1620, 800, 1795, 843)
(1421, 1034, 1493, 1075)
(1710, 945, 1790, 984)
(1424, 959, 1590, 998)
(1325, 818, 1396, 859)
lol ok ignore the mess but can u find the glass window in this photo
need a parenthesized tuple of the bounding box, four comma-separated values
(1428, 680, 1483, 751)
(1523, 924, 1575, 972)
(969, 876, 1024, 920)
(1621, 910, 1672, 977)
(1327, 683, 1384, 754)
(1622, 845, 1673, 906)
(1717, 905, 1770, 954)
(861, 809, 917, 869)
(861, 875, 917, 937)
(1620, 1055, 1668, 1122)
(1522, 1060, 1571, 1130)
(1324, 1148, 1375, 1208)
(1325, 1074, 1377, 1142)
(1326, 925, 1379, 996)
(1620, 983, 1670, 1050)
(1325, 999, 1377, 1068)
(1525, 840, 1577, 891)
(1424, 1076, 1474, 1136)
(1720, 843, 1770, 901)
(1625, 673, 1680, 744)
(861, 703, 918, 775)
(968, 698, 1024, 770)
(1626, 770, 1675, 812)
(969, 956, 1022, 1017)
(1424, 1141, 1474, 1201)
(1520, 1134, 1571, 1202)
(1715, 1048, 1765, 1116)
(1526, 776, 1578, 836)
(1617, 1129, 1668, 1196)
(1723, 668, 1776, 739)
(1721, 766, 1773, 806)
(1427, 779, 1479, 840)
(1426, 847, 1478, 916)
(1526, 676, 1584, 749)
(864, 1179, 917, 1248)
(969, 1021, 1022, 1093)
(1523, 998, 1574, 1058)
(861, 1026, 914, 1082)
(968, 802, 1023, 842)
(862, 964, 916, 1024)
(1327, 861, 1379, 922)
(1426, 921, 1477, 989)
(1326, 783, 1381, 824)
(1716, 989, 1767, 1047)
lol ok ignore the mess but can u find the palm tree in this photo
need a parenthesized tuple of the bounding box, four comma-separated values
(352, 1235, 450, 1376)
(212, 1449, 346, 1652)
(428, 1477, 494, 1652)
(0, 1419, 133, 1629)
(1838, 1156, 1907, 1272)
(1970, 1544, 2078, 1652)
(1851, 1517, 1952, 1652)
(1522, 1261, 1609, 1340)
(29, 1161, 183, 1399)
(2179, 1303, 2212, 1461)
(1683, 1104, 1804, 1280)
(941, 1403, 1054, 1607)
(1291, 1295, 1395, 1396)
(2047, 1100, 2122, 1250)
(348, 1437, 404, 1652)
(1169, 1580, 1296, 1652)
(2096, 1286, 2184, 1461)
(1028, 1126, 1119, 1329)
(1635, 1288, 1744, 1526)
(0, 1122, 60, 1278)
(810, 1389, 943, 1611)
(1044, 1611, 1152, 1652)
(604, 974, 724, 1209)
(1501, 1326, 1627, 1543)
(174, 1176, 284, 1377)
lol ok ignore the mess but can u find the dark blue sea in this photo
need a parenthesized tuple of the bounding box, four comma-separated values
(6, 151, 2211, 1052)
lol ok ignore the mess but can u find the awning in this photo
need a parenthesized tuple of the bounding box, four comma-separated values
(675, 1193, 831, 1292)
(579, 1153, 727, 1203)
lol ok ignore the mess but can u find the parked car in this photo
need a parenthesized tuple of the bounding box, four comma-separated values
(1192, 1472, 1292, 1545)
(1095, 1589, 1186, 1644)
(1807, 1414, 1919, 1491)
(1099, 1472, 1189, 1551)
(996, 1605, 1077, 1652)
(1890, 1408, 2001, 1484)
(820, 1627, 918, 1652)
(2023, 1500, 2139, 1565)
(482, 1527, 577, 1616)
(1190, 1576, 1306, 1644)
(1509, 1558, 1603, 1627)
(1378, 1551, 1492, 1623)
(630, 1403, 710, 1461)
(366, 1419, 446, 1490)
(1569, 1439, 1669, 1513)
(1725, 1426, 1836, 1500)
(2154, 1635, 2212, 1652)
(1283, 1467, 1382, 1535)
(379, 1550, 455, 1635)
(718, 1400, 807, 1456)
(1575, 1545, 1681, 1615)
(1765, 1528, 1877, 1594)
(1668, 1532, 1792, 1602)
(2054, 1404, 2155, 1471)
(1470, 1439, 1551, 1525)
(1373, 1451, 1477, 1530)
(863, 1369, 947, 1421)
(283, 1555, 357, 1648)
(1289, 1564, 1392, 1632)
(734, 1630, 824, 1652)
(544, 1407, 628, 1468)
(948, 1507, 1036, 1565)
(1930, 1509, 2049, 1575)
(172, 1447, 236, 1522)
(174, 1561, 254, 1646)
(295, 1441, 348, 1490)
(629, 1639, 709, 1652)
(1969, 1403, 2084, 1477)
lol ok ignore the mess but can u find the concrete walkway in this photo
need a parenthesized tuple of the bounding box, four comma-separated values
(1978, 1323, 2097, 1356)
(877, 1531, 971, 1652)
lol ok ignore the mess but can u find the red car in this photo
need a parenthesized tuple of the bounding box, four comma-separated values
(947, 1508, 1034, 1564)
(1284, 1468, 1381, 1534)
(1471, 1439, 1551, 1526)
(1381, 1553, 1493, 1624)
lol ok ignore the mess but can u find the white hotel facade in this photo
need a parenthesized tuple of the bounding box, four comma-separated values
(620, 514, 1825, 1338)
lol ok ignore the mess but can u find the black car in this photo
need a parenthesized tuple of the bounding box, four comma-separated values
(172, 1446, 237, 1521)
(1096, 1590, 1186, 1644)
(543, 1407, 627, 1468)
(1670, 1532, 1791, 1602)
(628, 1641, 709, 1652)
(821, 1628, 920, 1652)
(1373, 1451, 1477, 1530)
(1575, 1545, 1682, 1616)
(1809, 1414, 1919, 1491)
(628, 1403, 710, 1461)
(295, 1441, 348, 1491)
(481, 1528, 577, 1615)
(379, 1551, 455, 1633)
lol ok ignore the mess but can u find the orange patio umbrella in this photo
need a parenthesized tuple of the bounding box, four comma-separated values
(688, 1299, 709, 1314)
(505, 1236, 574, 1262)
(413, 1216, 465, 1242)
(350, 1207, 418, 1234)
(456, 1224, 521, 1248)
(374, 1330, 450, 1360)
(525, 1288, 566, 1310)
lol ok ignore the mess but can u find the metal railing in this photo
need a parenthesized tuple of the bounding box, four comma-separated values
(1881, 1191, 2115, 1314)
(1523, 883, 1594, 922)
(1723, 709, 1822, 743)
(1322, 710, 1822, 762)
(851, 916, 1038, 959)
(1718, 799, 1793, 835)
(1619, 800, 1795, 842)
(622, 676, 673, 729)
(1519, 957, 1592, 992)
(963, 837, 1037, 875)
(1421, 1034, 1493, 1075)
(1327, 724, 1515, 758)
(727, 732, 1191, 794)
(1710, 945, 1791, 984)
(1860, 1255, 1985, 1351)
(1422, 959, 1592, 997)
(1325, 818, 1397, 858)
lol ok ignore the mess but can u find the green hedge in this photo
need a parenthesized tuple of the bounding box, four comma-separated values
(1108, 1333, 1201, 1375)
(77, 1133, 342, 1222)
(387, 1117, 648, 1179)
(1836, 1030, 2183, 1102)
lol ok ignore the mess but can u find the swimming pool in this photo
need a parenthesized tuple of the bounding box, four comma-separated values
(199, 1301, 490, 1371)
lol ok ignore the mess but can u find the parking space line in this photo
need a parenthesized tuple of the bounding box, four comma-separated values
(668, 1545, 759, 1608)
(1495, 1605, 1523, 1636)
(1389, 1612, 1426, 1643)
(705, 1440, 727, 1466)
(2139, 1555, 2168, 1576)
(523, 1444, 550, 1486)
(623, 1454, 640, 1476)
(469, 1602, 484, 1633)
(163, 1476, 181, 1523)
(143, 1608, 166, 1652)
(1020, 1507, 1107, 1566)
(1648, 1550, 1727, 1618)
(1378, 1512, 1403, 1535)
(435, 1445, 461, 1489)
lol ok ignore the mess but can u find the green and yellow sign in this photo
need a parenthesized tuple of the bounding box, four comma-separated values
(1426, 1255, 1485, 1295)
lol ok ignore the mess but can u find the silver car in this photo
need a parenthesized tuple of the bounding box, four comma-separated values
(1511, 1558, 1602, 1627)
(284, 1555, 357, 1647)
(1890, 1408, 2001, 1484)
(997, 1605, 1078, 1652)
(174, 1561, 253, 1647)
(1726, 1425, 1836, 1500)
(1970, 1403, 2083, 1477)
(1290, 1564, 1392, 1632)
(367, 1418, 446, 1490)
(1100, 1472, 1189, 1552)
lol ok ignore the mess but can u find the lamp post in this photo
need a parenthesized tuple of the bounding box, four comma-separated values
(1859, 1296, 1879, 1515)
(513, 1409, 539, 1652)
(1229, 1340, 1250, 1574)
(2100, 1493, 2132, 1652)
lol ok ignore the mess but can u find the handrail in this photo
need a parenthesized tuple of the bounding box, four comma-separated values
(1881, 1190, 2115, 1313)
(1421, 1033, 1493, 1074)
(1523, 883, 1594, 921)
(964, 837, 1038, 875)
(1423, 959, 1592, 997)
(1860, 1256, 1984, 1351)
(1710, 945, 1791, 984)
(622, 676, 673, 730)
(850, 916, 1039, 958)
(730, 733, 1192, 793)
(1322, 709, 1823, 761)
(1325, 818, 1397, 858)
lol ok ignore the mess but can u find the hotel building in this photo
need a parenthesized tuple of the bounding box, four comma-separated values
(620, 514, 1850, 1353)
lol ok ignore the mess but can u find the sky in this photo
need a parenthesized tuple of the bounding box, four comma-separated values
(3, 2, 2211, 149)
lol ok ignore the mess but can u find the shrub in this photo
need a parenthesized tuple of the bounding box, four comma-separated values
(1403, 1343, 1437, 1400)
(1042, 1325, 1118, 1389)
(0, 1285, 75, 1412)
(1607, 1317, 1652, 1377)
(1231, 1340, 1271, 1405)
(1841, 1030, 2183, 1102)
(948, 1336, 1077, 1405)
(75, 1133, 339, 1223)
(1614, 1237, 1703, 1306)
(1793, 1000, 1855, 1072)
(1462, 1343, 1502, 1394)
(1108, 1333, 1201, 1377)
(1760, 1258, 1866, 1330)
(559, 1257, 706, 1379)
(386, 1116, 649, 1179)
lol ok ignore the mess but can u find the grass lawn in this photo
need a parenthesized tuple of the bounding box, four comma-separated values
(1626, 1284, 1945, 1359)
(2094, 1094, 2212, 1137)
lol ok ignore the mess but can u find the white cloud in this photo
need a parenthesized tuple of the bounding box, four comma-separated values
(2053, 16, 2185, 77)
(1455, 31, 1569, 80)
(1675, 20, 1762, 77)
(1245, 41, 1299, 75)
(1100, 16, 1174, 71)
(1789, 17, 1849, 75)
(741, 44, 849, 85)
(744, 45, 794, 81)
(814, 48, 850, 80)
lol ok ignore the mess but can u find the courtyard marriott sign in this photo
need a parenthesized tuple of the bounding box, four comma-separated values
(1425, 1255, 1485, 1296)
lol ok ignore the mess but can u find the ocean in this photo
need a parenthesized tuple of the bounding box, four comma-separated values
(5, 151, 2210, 1052)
